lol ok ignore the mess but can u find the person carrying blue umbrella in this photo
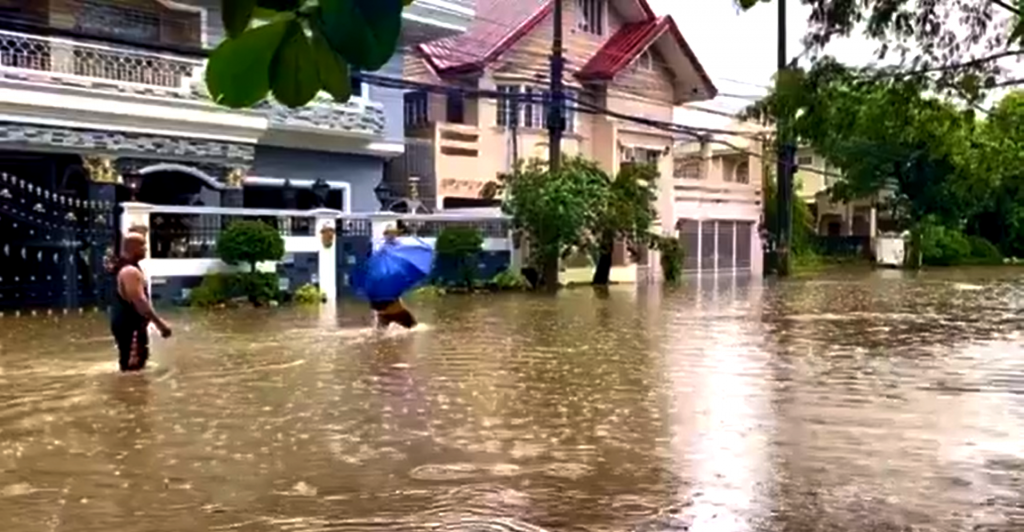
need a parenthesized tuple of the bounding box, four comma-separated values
(351, 226, 435, 329)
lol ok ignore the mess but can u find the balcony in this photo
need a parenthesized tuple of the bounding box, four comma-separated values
(398, 122, 510, 204)
(0, 29, 385, 138)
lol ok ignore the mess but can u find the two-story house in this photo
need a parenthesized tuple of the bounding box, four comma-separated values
(391, 0, 716, 244)
(672, 119, 765, 276)
(0, 0, 472, 309)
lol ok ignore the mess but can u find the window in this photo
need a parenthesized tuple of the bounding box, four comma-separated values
(674, 160, 700, 179)
(735, 161, 750, 184)
(521, 86, 544, 129)
(404, 90, 428, 127)
(496, 84, 576, 132)
(644, 148, 661, 165)
(496, 84, 519, 127)
(576, 0, 604, 36)
(446, 91, 465, 124)
(797, 155, 814, 166)
(635, 50, 654, 71)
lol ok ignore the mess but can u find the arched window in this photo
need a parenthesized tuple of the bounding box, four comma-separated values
(735, 161, 750, 184)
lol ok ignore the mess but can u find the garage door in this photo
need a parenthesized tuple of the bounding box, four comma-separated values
(675, 219, 755, 273)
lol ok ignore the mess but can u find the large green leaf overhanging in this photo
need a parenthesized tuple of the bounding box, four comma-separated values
(318, 0, 405, 71)
(210, 0, 408, 108)
(206, 18, 291, 108)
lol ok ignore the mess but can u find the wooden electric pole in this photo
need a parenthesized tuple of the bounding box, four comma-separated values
(548, 0, 565, 173)
(775, 0, 794, 276)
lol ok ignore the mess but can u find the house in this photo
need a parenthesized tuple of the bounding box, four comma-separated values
(391, 0, 716, 280)
(792, 147, 892, 239)
(0, 0, 472, 309)
(672, 118, 766, 276)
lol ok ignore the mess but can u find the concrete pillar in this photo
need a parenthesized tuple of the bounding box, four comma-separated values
(869, 206, 878, 237)
(696, 219, 703, 275)
(311, 209, 343, 303)
(120, 202, 155, 257)
(368, 213, 402, 241)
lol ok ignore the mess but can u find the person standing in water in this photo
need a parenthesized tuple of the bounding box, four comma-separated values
(369, 227, 418, 330)
(111, 232, 171, 372)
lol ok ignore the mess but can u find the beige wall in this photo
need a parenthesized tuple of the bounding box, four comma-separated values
(401, 0, 707, 223)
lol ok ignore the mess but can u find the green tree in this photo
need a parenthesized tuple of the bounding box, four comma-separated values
(590, 162, 659, 285)
(217, 220, 286, 272)
(497, 156, 610, 289)
(745, 58, 979, 231)
(208, 0, 414, 109)
(736, 0, 1024, 98)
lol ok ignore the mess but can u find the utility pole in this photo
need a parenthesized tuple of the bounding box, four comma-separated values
(548, 0, 565, 173)
(775, 0, 794, 276)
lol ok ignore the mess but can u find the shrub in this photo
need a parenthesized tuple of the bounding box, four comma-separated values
(918, 221, 971, 266)
(217, 220, 285, 273)
(435, 226, 484, 288)
(293, 283, 325, 305)
(188, 273, 243, 308)
(966, 235, 1003, 264)
(239, 272, 279, 306)
(658, 236, 685, 284)
(491, 268, 531, 290)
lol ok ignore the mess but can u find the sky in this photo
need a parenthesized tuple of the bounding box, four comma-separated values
(647, 0, 883, 128)
(647, 0, 1022, 128)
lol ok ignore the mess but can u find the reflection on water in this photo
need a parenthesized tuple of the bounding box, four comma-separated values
(1, 268, 1023, 531)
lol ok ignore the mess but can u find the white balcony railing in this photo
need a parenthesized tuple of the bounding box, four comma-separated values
(0, 29, 203, 93)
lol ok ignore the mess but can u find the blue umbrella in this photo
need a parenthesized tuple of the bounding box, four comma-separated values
(350, 237, 435, 302)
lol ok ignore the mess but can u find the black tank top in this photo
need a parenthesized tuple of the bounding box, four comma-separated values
(111, 259, 149, 329)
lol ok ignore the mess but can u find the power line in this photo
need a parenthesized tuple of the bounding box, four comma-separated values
(361, 71, 842, 180)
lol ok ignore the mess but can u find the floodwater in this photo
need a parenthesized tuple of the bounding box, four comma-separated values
(1, 268, 1023, 532)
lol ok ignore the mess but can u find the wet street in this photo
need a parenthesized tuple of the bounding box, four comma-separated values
(1, 268, 1023, 532)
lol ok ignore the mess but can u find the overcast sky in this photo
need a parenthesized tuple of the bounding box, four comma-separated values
(647, 0, 1021, 127)
(647, 0, 884, 126)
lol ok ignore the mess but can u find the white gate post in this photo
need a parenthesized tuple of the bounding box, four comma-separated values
(312, 208, 342, 303)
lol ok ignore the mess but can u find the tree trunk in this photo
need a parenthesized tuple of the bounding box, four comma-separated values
(540, 255, 560, 291)
(591, 238, 614, 285)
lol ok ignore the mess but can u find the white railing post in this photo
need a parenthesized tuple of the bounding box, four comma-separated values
(311, 209, 343, 303)
(120, 202, 155, 258)
(369, 212, 401, 241)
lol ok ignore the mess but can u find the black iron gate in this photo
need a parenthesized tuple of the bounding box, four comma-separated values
(335, 217, 372, 297)
(0, 172, 119, 311)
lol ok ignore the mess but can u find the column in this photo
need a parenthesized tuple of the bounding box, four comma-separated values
(369, 212, 402, 241)
(712, 220, 719, 273)
(312, 209, 343, 304)
(696, 219, 703, 275)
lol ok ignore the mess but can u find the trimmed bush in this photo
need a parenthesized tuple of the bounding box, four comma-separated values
(217, 220, 285, 273)
(188, 273, 243, 308)
(435, 226, 484, 288)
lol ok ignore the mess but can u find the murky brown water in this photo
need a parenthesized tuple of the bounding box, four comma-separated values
(2, 268, 1024, 532)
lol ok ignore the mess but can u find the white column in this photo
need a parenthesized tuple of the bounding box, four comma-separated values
(312, 209, 343, 303)
(712, 220, 719, 273)
(368, 213, 401, 241)
(732, 221, 738, 271)
(696, 219, 703, 275)
(120, 202, 155, 258)
(869, 206, 878, 237)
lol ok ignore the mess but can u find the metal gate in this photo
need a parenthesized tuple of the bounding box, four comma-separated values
(0, 172, 119, 311)
(335, 217, 372, 297)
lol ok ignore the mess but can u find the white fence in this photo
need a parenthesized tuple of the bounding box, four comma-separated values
(121, 203, 514, 302)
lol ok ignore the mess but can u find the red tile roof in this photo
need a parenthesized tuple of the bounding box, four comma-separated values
(417, 0, 716, 99)
(575, 15, 716, 99)
(576, 18, 666, 80)
(418, 0, 553, 74)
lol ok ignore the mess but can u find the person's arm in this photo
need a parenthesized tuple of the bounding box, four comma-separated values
(119, 267, 171, 336)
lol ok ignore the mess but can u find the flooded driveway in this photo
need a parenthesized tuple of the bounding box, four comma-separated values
(1, 268, 1023, 531)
